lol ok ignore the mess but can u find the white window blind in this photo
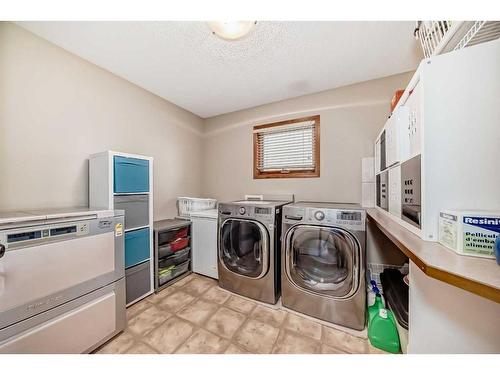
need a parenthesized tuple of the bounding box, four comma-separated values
(255, 119, 317, 172)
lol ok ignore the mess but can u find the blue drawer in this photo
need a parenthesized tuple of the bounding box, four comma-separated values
(114, 156, 149, 193)
(125, 228, 150, 268)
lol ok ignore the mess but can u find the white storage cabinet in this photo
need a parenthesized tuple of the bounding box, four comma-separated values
(89, 151, 154, 305)
(374, 39, 500, 241)
(190, 210, 218, 279)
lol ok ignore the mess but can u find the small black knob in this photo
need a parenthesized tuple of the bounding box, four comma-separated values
(0, 244, 5, 259)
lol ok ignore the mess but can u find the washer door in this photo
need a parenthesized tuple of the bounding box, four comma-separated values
(219, 219, 269, 279)
(285, 225, 360, 298)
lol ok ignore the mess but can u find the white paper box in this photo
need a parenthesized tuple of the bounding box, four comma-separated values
(438, 210, 500, 259)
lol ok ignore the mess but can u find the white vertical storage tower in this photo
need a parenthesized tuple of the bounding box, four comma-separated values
(374, 39, 500, 241)
(89, 151, 154, 305)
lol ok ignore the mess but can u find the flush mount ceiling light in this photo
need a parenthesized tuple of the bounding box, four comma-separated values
(207, 21, 257, 40)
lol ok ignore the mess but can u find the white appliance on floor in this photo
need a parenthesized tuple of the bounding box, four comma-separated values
(190, 209, 218, 279)
(0, 208, 126, 353)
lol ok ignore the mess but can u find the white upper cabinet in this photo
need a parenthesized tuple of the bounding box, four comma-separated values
(403, 81, 422, 158)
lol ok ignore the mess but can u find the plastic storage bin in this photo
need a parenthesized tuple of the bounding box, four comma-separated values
(158, 227, 189, 246)
(159, 248, 190, 269)
(114, 194, 149, 230)
(125, 260, 151, 304)
(158, 260, 190, 286)
(177, 197, 217, 218)
(114, 156, 149, 193)
(125, 228, 150, 268)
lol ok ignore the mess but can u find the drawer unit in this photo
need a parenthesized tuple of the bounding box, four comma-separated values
(401, 155, 421, 229)
(385, 116, 398, 168)
(380, 129, 387, 171)
(154, 219, 192, 292)
(377, 170, 388, 211)
(114, 156, 149, 193)
(125, 261, 151, 305)
(125, 228, 150, 268)
(388, 166, 402, 218)
(404, 81, 421, 158)
(90, 151, 153, 305)
(114, 194, 149, 230)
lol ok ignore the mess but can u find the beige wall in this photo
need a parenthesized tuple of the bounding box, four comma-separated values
(0, 22, 204, 219)
(202, 71, 413, 203)
(0, 21, 414, 218)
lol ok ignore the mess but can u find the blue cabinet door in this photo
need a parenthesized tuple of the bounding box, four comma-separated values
(125, 228, 150, 268)
(114, 156, 149, 193)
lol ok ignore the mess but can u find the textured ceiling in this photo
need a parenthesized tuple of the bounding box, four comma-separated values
(17, 21, 422, 118)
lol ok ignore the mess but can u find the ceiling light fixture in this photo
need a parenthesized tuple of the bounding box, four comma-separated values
(207, 21, 257, 41)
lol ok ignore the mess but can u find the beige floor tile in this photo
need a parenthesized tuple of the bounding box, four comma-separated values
(272, 330, 321, 354)
(125, 341, 160, 354)
(321, 344, 348, 354)
(175, 329, 229, 354)
(95, 331, 135, 354)
(224, 344, 251, 354)
(205, 307, 246, 339)
(322, 326, 369, 354)
(146, 286, 178, 304)
(126, 300, 153, 320)
(157, 290, 196, 312)
(225, 295, 256, 314)
(181, 277, 216, 296)
(127, 305, 171, 336)
(176, 299, 218, 325)
(368, 344, 389, 354)
(202, 286, 231, 305)
(233, 319, 280, 354)
(283, 313, 322, 340)
(171, 273, 196, 287)
(251, 305, 287, 327)
(143, 317, 194, 354)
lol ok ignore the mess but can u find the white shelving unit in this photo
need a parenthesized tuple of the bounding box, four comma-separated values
(89, 150, 154, 306)
(374, 39, 500, 241)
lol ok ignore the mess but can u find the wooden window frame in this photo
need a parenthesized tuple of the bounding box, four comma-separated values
(253, 115, 320, 179)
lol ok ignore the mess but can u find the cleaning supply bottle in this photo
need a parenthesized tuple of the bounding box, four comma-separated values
(367, 283, 400, 353)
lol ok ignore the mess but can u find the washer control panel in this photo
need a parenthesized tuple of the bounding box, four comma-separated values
(314, 210, 325, 221)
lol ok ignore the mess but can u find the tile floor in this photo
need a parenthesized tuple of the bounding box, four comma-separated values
(95, 273, 385, 354)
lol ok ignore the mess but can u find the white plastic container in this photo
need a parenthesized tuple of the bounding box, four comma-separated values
(177, 197, 217, 218)
(438, 210, 500, 259)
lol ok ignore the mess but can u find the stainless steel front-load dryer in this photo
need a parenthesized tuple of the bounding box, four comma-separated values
(281, 202, 366, 330)
(217, 199, 290, 304)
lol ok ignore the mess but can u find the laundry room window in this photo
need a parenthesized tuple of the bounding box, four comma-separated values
(253, 115, 320, 179)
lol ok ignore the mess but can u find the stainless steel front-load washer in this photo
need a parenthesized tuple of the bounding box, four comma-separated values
(281, 202, 366, 330)
(217, 199, 290, 304)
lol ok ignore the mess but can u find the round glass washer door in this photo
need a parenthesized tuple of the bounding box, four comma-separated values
(219, 219, 269, 279)
(285, 225, 360, 298)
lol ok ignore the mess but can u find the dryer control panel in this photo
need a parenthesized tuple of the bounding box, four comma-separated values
(284, 206, 365, 231)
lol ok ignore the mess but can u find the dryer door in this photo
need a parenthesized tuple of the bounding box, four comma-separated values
(219, 219, 269, 279)
(285, 225, 360, 298)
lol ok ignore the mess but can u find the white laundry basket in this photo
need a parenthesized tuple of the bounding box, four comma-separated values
(177, 197, 217, 218)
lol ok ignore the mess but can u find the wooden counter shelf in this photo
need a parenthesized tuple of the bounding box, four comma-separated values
(366, 208, 500, 303)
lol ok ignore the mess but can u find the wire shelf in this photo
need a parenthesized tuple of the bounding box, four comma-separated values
(415, 21, 500, 59)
